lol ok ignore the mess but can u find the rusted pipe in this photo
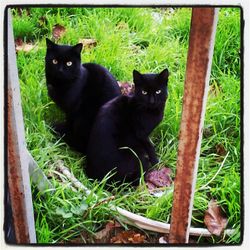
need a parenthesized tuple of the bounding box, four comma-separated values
(169, 8, 219, 243)
(7, 10, 36, 243)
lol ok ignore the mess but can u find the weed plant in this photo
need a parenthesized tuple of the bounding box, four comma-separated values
(12, 7, 241, 244)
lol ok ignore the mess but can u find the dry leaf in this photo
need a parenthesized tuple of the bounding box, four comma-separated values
(204, 199, 228, 236)
(146, 181, 156, 191)
(17, 8, 31, 16)
(116, 21, 129, 30)
(216, 143, 226, 156)
(209, 82, 221, 96)
(95, 221, 121, 241)
(16, 44, 36, 52)
(203, 127, 213, 138)
(15, 38, 36, 52)
(52, 24, 66, 40)
(110, 230, 146, 244)
(15, 38, 23, 47)
(118, 82, 134, 96)
(79, 38, 97, 49)
(38, 16, 48, 27)
(146, 167, 172, 191)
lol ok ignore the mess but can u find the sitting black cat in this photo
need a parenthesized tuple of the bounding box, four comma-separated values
(86, 68, 169, 185)
(45, 39, 121, 153)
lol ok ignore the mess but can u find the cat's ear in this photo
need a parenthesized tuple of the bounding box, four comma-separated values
(46, 38, 56, 49)
(133, 70, 143, 84)
(158, 68, 169, 85)
(72, 43, 83, 54)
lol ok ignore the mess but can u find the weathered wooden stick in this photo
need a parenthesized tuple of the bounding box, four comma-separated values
(169, 8, 219, 243)
(55, 160, 94, 197)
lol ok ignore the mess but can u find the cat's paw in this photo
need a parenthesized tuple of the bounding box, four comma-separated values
(150, 157, 159, 166)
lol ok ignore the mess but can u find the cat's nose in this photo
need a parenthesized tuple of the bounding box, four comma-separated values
(149, 96, 155, 104)
(58, 66, 63, 72)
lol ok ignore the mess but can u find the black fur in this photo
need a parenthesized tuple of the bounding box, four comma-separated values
(45, 39, 121, 153)
(86, 68, 169, 185)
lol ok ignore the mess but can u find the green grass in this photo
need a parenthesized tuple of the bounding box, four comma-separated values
(12, 7, 241, 244)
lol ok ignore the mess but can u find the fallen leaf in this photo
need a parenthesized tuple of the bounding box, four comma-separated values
(146, 181, 156, 191)
(116, 21, 129, 30)
(95, 221, 121, 241)
(15, 38, 23, 47)
(118, 82, 134, 96)
(17, 8, 31, 16)
(110, 230, 147, 244)
(17, 8, 23, 16)
(204, 199, 228, 236)
(209, 82, 221, 96)
(146, 167, 172, 191)
(79, 38, 97, 49)
(203, 126, 213, 138)
(52, 24, 66, 40)
(215, 143, 226, 156)
(38, 16, 48, 27)
(15, 38, 36, 53)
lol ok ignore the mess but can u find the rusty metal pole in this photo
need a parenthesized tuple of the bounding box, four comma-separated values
(169, 8, 218, 243)
(7, 10, 36, 243)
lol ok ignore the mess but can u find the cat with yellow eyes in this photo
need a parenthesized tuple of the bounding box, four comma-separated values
(86, 69, 169, 185)
(45, 39, 121, 153)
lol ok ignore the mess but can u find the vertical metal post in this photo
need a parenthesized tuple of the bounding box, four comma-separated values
(169, 8, 218, 243)
(7, 10, 37, 243)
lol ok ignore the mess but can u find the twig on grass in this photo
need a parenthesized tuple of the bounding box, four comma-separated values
(55, 160, 94, 197)
(91, 196, 116, 209)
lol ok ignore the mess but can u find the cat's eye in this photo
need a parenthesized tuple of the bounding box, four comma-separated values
(142, 90, 147, 95)
(66, 61, 73, 66)
(156, 90, 162, 94)
(52, 59, 58, 64)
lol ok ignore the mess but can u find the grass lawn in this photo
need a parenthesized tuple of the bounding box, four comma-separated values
(11, 7, 241, 244)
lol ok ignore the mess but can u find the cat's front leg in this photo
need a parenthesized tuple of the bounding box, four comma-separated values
(143, 138, 159, 166)
(135, 130, 158, 166)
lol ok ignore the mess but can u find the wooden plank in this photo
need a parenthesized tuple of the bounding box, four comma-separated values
(7, 10, 36, 243)
(169, 8, 219, 243)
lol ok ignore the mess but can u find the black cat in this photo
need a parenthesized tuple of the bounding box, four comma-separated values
(45, 39, 121, 153)
(86, 68, 169, 185)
